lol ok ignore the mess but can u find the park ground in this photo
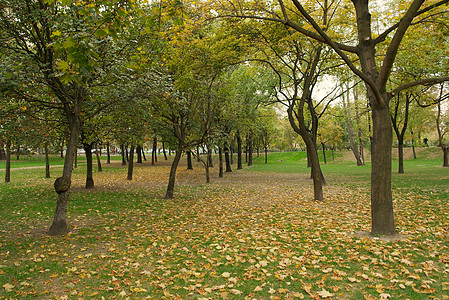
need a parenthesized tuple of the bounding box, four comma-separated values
(0, 148, 448, 299)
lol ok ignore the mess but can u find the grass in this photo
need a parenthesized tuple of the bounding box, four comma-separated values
(0, 148, 448, 299)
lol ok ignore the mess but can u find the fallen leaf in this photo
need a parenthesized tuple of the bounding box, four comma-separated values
(2, 283, 14, 292)
(317, 289, 334, 298)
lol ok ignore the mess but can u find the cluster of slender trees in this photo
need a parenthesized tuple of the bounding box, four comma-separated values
(0, 0, 448, 237)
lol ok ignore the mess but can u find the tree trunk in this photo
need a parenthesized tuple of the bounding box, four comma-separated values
(343, 90, 364, 166)
(84, 143, 94, 189)
(219, 147, 224, 178)
(187, 150, 193, 170)
(248, 131, 253, 167)
(48, 114, 81, 236)
(225, 145, 232, 172)
(208, 146, 214, 168)
(95, 146, 102, 172)
(106, 142, 111, 164)
(5, 140, 11, 183)
(142, 147, 147, 161)
(162, 141, 168, 160)
(45, 142, 50, 178)
(196, 147, 201, 162)
(165, 148, 182, 199)
(230, 143, 234, 165)
(136, 145, 142, 163)
(237, 133, 243, 170)
(370, 101, 395, 236)
(121, 144, 126, 166)
(152, 137, 158, 163)
(443, 146, 449, 167)
(74, 148, 77, 168)
(264, 146, 268, 164)
(322, 142, 327, 164)
(397, 140, 404, 174)
(127, 145, 135, 180)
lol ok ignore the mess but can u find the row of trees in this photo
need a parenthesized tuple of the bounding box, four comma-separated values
(1, 0, 448, 237)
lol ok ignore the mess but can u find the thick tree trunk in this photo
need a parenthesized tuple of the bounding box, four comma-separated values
(84, 143, 94, 189)
(48, 115, 81, 236)
(106, 142, 111, 164)
(219, 147, 223, 178)
(45, 142, 50, 178)
(237, 133, 243, 170)
(225, 145, 232, 172)
(5, 141, 11, 183)
(165, 149, 182, 199)
(120, 144, 126, 166)
(95, 146, 102, 172)
(370, 103, 395, 236)
(187, 150, 193, 170)
(127, 145, 135, 180)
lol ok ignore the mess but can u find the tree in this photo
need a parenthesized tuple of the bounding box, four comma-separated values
(218, 0, 449, 235)
(0, 0, 134, 235)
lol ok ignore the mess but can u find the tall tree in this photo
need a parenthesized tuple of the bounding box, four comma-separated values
(0, 0, 133, 235)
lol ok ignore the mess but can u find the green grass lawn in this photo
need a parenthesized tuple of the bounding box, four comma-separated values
(0, 148, 448, 299)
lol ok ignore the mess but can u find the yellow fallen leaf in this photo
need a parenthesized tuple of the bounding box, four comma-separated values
(254, 286, 263, 292)
(3, 283, 14, 292)
(303, 283, 312, 294)
(317, 289, 334, 298)
(221, 272, 231, 278)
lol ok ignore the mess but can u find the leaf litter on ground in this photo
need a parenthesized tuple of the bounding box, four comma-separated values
(0, 158, 448, 299)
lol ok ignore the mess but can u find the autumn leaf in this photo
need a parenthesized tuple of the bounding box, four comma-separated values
(317, 289, 334, 298)
(2, 283, 14, 292)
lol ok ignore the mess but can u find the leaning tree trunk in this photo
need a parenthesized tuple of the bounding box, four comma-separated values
(48, 115, 81, 236)
(95, 146, 102, 172)
(287, 107, 325, 201)
(5, 140, 11, 183)
(162, 141, 168, 160)
(165, 147, 183, 199)
(84, 143, 94, 189)
(45, 142, 50, 178)
(127, 145, 135, 180)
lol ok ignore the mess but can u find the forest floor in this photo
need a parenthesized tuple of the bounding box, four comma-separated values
(1, 150, 448, 299)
